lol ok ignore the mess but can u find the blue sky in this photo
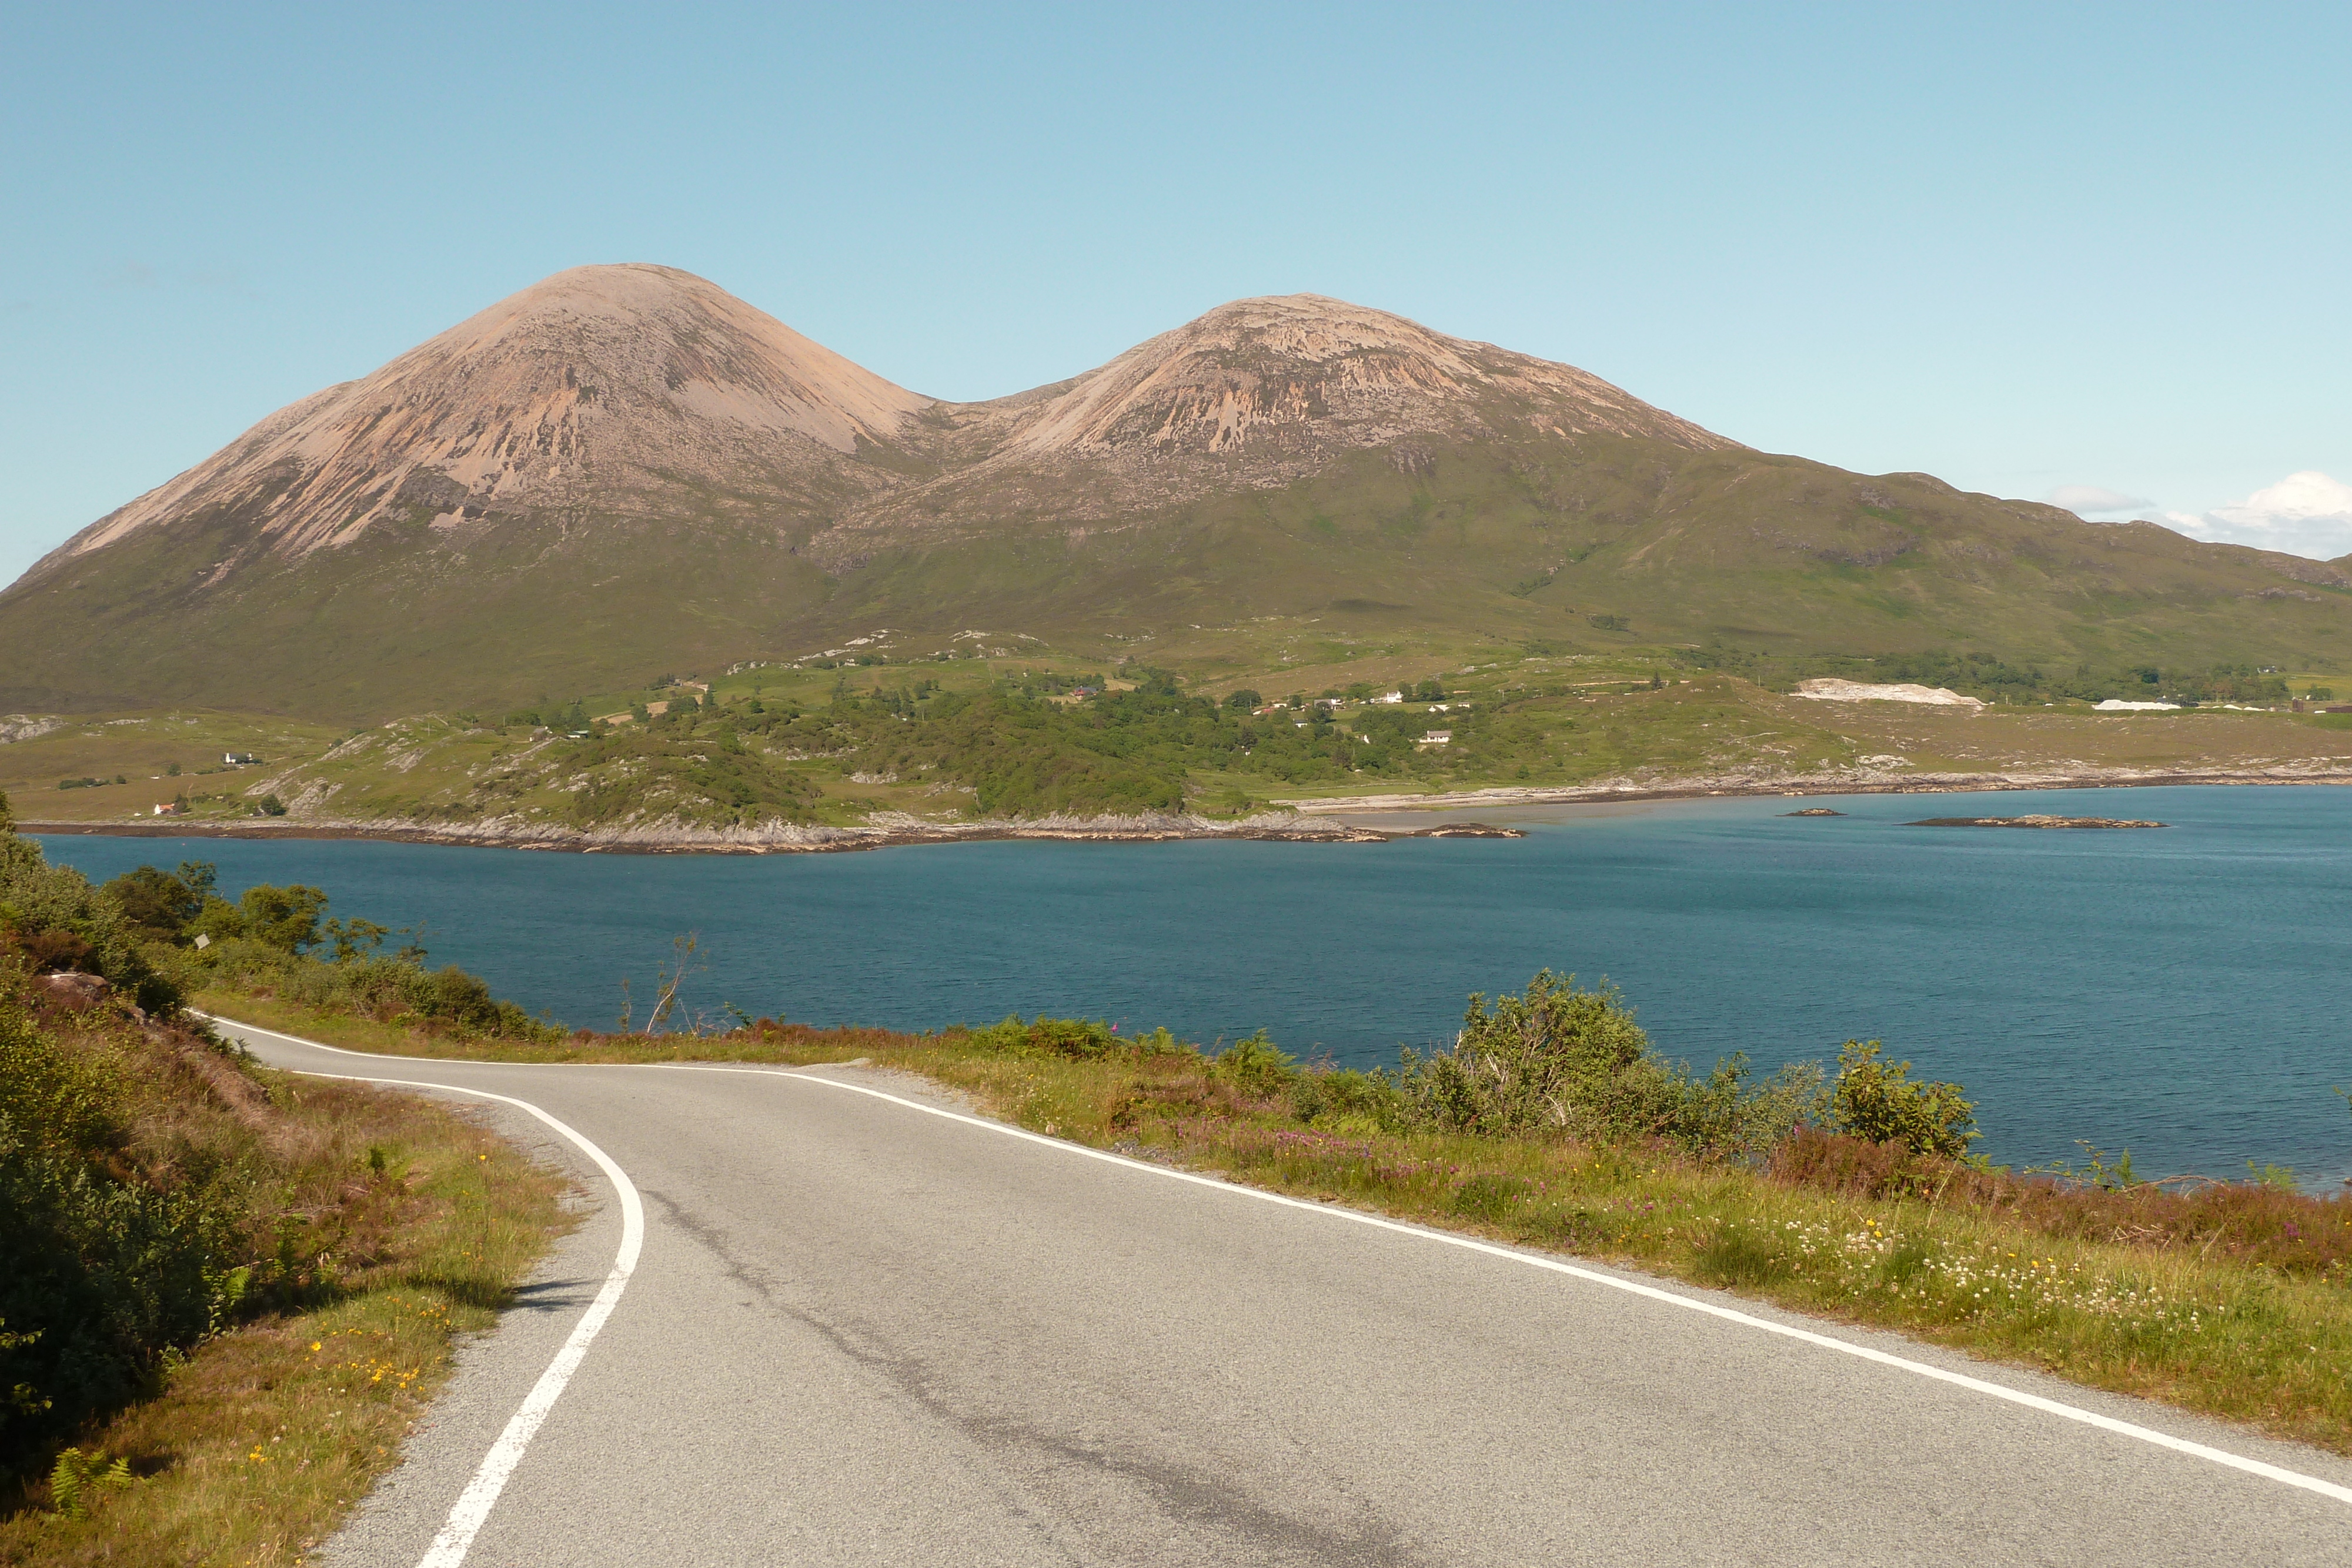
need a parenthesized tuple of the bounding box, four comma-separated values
(5, 2, 2348, 580)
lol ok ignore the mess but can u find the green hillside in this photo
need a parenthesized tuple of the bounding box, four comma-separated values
(5, 432, 2346, 725)
(5, 270, 2343, 731)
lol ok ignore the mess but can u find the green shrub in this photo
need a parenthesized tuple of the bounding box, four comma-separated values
(1398, 972, 1683, 1140)
(1394, 971, 1818, 1156)
(966, 1015, 1182, 1060)
(95, 861, 552, 1043)
(1289, 1067, 1407, 1132)
(227, 951, 552, 1041)
(0, 1003, 245, 1475)
(46, 1447, 131, 1519)
(1822, 1039, 1977, 1158)
(1211, 1031, 1297, 1096)
(0, 836, 179, 1014)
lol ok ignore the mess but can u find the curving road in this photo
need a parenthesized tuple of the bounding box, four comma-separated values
(219, 1018, 2352, 1567)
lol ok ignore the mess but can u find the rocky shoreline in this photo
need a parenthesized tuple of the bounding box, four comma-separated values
(1281, 760, 2352, 816)
(1905, 815, 2167, 830)
(22, 761, 2348, 853)
(18, 808, 1524, 854)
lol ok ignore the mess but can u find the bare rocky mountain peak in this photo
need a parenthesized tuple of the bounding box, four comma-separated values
(54, 263, 935, 567)
(39, 270, 1734, 579)
(994, 291, 1735, 460)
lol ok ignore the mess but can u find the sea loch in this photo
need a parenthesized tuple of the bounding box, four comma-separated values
(37, 784, 2352, 1185)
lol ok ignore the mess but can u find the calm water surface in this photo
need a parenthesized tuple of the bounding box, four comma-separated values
(36, 784, 2352, 1182)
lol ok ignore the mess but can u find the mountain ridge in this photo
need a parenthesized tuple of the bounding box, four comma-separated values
(6, 265, 2348, 720)
(31, 268, 1731, 581)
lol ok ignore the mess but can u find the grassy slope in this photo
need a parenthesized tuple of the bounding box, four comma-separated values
(0, 1013, 564, 1567)
(5, 433, 2348, 724)
(198, 994, 2352, 1458)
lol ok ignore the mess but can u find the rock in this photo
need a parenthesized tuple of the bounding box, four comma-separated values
(37, 970, 112, 1010)
(1411, 823, 1527, 838)
(1795, 678, 1983, 708)
(1905, 815, 2167, 829)
(1781, 808, 1845, 817)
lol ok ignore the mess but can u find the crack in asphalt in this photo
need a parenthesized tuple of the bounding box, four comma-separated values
(644, 1189, 1428, 1566)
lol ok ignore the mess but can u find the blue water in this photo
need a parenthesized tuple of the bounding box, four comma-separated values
(34, 784, 2352, 1183)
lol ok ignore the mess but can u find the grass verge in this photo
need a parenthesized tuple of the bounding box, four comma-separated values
(198, 991, 2352, 1459)
(1, 1071, 566, 1567)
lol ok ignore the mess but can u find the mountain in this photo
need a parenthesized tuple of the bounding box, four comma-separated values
(70, 264, 933, 563)
(5, 266, 2347, 718)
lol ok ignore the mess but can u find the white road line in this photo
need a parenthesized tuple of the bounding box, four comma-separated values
(204, 1018, 645, 1568)
(205, 1015, 2352, 1513)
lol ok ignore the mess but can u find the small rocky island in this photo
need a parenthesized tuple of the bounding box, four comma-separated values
(1408, 823, 1528, 838)
(1906, 814, 2167, 830)
(1781, 807, 1846, 817)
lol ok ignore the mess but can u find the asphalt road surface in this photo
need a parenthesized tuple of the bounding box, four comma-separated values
(220, 1018, 2352, 1567)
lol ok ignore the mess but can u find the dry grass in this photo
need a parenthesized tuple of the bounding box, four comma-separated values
(0, 1075, 566, 1567)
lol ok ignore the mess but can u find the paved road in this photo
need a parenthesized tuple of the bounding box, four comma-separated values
(222, 1019, 2352, 1567)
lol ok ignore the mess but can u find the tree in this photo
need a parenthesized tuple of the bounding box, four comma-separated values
(1224, 689, 1261, 711)
(99, 864, 213, 938)
(238, 884, 329, 954)
(323, 916, 388, 961)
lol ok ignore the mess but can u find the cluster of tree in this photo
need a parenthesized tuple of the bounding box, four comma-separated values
(89, 858, 549, 1041)
(542, 661, 1733, 825)
(540, 664, 1518, 822)
(560, 701, 825, 828)
(505, 698, 592, 731)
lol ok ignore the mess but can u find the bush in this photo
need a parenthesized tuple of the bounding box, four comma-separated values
(0, 999, 246, 1475)
(1211, 1031, 1296, 1096)
(965, 1015, 1181, 1060)
(1398, 972, 1682, 1140)
(1394, 971, 1816, 1156)
(1289, 1068, 1407, 1132)
(1822, 1039, 1977, 1158)
(211, 949, 553, 1041)
(91, 859, 552, 1043)
(0, 835, 179, 1014)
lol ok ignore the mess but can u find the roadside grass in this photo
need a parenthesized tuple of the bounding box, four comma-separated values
(0, 1076, 566, 1567)
(201, 993, 2352, 1456)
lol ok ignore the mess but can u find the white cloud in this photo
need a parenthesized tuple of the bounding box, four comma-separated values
(2157, 472, 2352, 561)
(2047, 483, 2151, 515)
